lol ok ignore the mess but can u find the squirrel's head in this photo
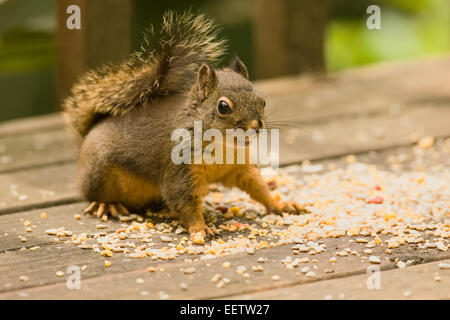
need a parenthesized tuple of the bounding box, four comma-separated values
(189, 57, 266, 133)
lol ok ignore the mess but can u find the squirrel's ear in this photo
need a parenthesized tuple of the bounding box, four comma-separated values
(197, 64, 218, 99)
(230, 57, 249, 79)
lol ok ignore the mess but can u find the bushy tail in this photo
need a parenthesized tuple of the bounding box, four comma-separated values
(63, 11, 227, 136)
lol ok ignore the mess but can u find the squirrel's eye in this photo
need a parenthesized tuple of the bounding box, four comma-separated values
(217, 97, 233, 116)
(218, 101, 231, 115)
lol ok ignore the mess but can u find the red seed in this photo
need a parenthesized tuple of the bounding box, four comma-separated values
(375, 185, 382, 191)
(232, 222, 249, 230)
(216, 206, 228, 213)
(268, 181, 278, 190)
(368, 196, 384, 204)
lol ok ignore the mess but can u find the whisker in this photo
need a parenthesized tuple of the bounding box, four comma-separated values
(265, 121, 305, 128)
(265, 124, 305, 132)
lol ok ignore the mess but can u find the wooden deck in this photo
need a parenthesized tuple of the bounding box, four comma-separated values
(0, 57, 449, 299)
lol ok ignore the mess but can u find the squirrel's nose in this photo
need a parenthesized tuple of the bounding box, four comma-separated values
(258, 119, 265, 129)
(248, 119, 264, 130)
(248, 120, 258, 129)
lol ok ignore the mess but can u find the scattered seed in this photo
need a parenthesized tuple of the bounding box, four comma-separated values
(19, 275, 30, 282)
(160, 235, 172, 242)
(369, 256, 381, 264)
(257, 257, 267, 263)
(183, 267, 196, 275)
(211, 274, 222, 283)
(418, 136, 434, 149)
(45, 229, 59, 235)
(300, 266, 310, 274)
(191, 232, 205, 245)
(252, 265, 264, 272)
(438, 263, 450, 270)
(180, 282, 188, 290)
(236, 266, 247, 275)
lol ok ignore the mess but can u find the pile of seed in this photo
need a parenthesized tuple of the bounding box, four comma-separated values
(46, 137, 449, 263)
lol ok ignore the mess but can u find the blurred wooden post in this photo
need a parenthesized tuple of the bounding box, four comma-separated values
(254, 0, 329, 79)
(56, 0, 133, 104)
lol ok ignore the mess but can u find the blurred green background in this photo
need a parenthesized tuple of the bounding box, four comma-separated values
(0, 0, 448, 122)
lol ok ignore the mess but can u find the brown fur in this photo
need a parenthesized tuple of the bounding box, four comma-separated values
(63, 11, 226, 136)
(107, 167, 161, 208)
(68, 12, 286, 240)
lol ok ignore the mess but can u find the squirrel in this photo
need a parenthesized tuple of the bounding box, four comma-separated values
(63, 11, 298, 244)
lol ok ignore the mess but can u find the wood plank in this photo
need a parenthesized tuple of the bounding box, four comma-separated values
(0, 125, 448, 217)
(0, 163, 79, 214)
(1, 102, 449, 175)
(0, 202, 94, 252)
(278, 105, 450, 164)
(0, 56, 447, 131)
(0, 113, 64, 138)
(225, 259, 450, 300)
(0, 57, 448, 212)
(0, 140, 448, 299)
(1, 221, 448, 299)
(255, 55, 450, 98)
(1, 140, 446, 249)
(0, 128, 77, 174)
(0, 57, 448, 173)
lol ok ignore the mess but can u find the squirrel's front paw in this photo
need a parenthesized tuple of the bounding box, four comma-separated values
(84, 202, 130, 221)
(189, 223, 217, 245)
(267, 201, 309, 216)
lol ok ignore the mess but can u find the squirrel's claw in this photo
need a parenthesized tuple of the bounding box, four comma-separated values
(96, 203, 107, 218)
(83, 202, 130, 221)
(267, 201, 310, 216)
(108, 204, 119, 217)
(117, 203, 130, 216)
(84, 201, 98, 215)
(189, 224, 216, 244)
(204, 226, 217, 240)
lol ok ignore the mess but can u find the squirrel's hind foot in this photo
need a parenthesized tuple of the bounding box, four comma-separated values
(84, 202, 130, 221)
(267, 201, 310, 216)
(189, 224, 217, 245)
